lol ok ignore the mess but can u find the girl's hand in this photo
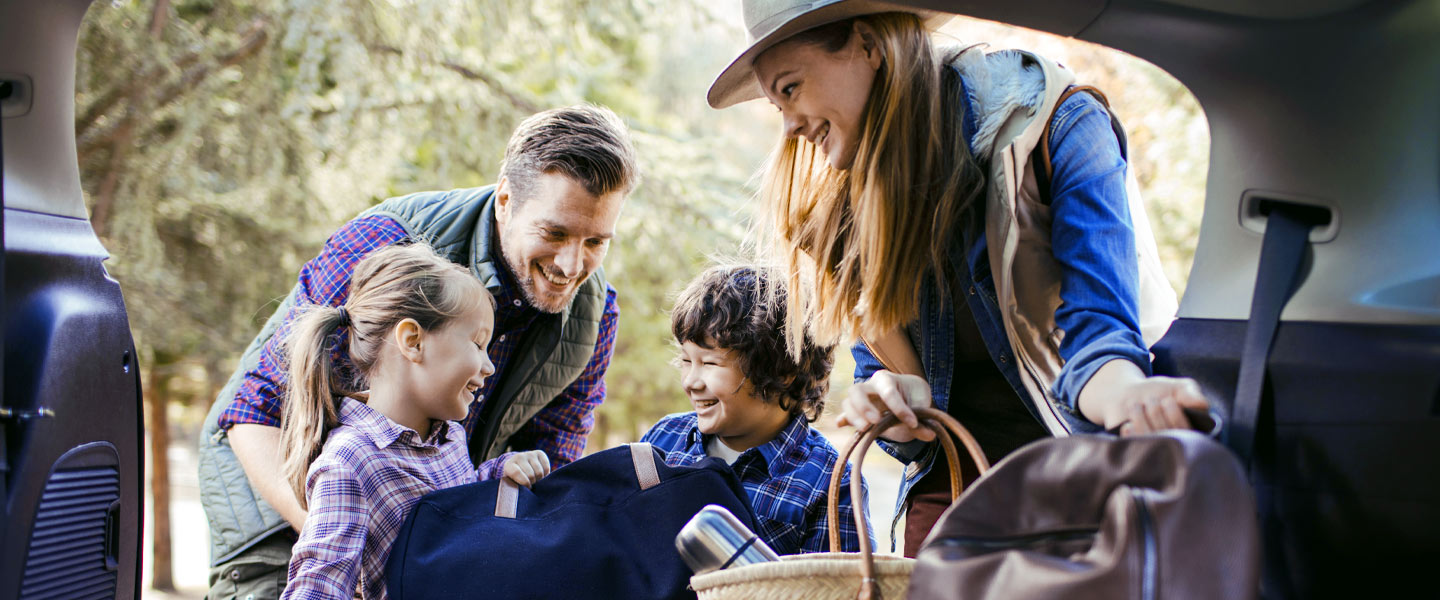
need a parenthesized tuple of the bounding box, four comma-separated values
(503, 450, 552, 487)
(836, 370, 937, 443)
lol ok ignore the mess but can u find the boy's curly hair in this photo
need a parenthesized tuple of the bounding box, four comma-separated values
(671, 265, 835, 422)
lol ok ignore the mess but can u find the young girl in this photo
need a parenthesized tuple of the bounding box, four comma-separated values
(277, 244, 550, 600)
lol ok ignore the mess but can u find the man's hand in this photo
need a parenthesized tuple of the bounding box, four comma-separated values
(836, 371, 937, 442)
(503, 450, 553, 487)
(229, 423, 308, 531)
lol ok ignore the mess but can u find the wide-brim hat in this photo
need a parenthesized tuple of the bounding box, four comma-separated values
(708, 0, 953, 109)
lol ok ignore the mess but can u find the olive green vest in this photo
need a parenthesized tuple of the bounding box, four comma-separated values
(197, 186, 608, 564)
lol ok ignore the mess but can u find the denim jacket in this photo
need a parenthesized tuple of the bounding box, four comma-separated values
(851, 50, 1155, 548)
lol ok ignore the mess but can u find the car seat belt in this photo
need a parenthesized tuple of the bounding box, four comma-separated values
(1230, 205, 1320, 466)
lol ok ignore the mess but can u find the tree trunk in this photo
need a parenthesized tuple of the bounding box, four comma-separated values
(146, 359, 175, 592)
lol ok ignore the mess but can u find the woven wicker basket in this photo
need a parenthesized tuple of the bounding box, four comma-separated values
(692, 552, 916, 600)
(690, 408, 990, 600)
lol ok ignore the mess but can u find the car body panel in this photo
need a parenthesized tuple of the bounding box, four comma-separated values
(1, 0, 143, 599)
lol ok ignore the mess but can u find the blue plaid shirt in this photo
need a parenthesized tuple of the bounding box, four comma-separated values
(642, 412, 873, 555)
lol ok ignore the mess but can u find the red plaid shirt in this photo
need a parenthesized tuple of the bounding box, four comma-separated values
(281, 398, 475, 600)
(218, 214, 619, 478)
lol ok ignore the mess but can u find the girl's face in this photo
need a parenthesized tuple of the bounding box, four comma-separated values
(677, 339, 792, 452)
(412, 301, 497, 424)
(752, 25, 882, 171)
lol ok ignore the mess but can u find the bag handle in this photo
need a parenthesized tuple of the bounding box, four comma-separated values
(826, 408, 991, 600)
(494, 442, 660, 518)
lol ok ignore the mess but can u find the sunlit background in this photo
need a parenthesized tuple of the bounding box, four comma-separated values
(72, 1, 1206, 596)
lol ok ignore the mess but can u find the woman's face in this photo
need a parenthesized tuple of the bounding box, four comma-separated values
(753, 25, 882, 171)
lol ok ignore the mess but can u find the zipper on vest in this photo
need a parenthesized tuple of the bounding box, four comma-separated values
(469, 316, 563, 462)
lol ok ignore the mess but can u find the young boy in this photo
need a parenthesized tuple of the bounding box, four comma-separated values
(642, 265, 872, 555)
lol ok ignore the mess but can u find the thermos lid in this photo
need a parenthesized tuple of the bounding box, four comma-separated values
(675, 505, 776, 574)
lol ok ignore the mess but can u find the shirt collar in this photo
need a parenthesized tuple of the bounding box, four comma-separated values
(338, 396, 452, 450)
(752, 413, 811, 477)
(690, 412, 810, 477)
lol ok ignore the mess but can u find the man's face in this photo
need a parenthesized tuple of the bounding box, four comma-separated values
(494, 171, 625, 313)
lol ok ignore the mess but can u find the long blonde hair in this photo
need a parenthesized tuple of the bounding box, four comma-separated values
(279, 243, 492, 508)
(758, 12, 982, 353)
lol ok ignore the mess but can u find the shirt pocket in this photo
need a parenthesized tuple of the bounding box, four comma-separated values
(755, 515, 804, 556)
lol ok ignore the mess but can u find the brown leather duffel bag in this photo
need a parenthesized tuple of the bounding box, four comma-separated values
(908, 431, 1259, 599)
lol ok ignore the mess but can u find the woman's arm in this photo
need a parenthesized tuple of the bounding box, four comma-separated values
(1046, 91, 1209, 434)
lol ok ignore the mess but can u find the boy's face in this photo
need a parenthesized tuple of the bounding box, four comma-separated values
(677, 339, 792, 452)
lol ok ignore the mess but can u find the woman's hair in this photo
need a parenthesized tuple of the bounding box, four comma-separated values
(279, 243, 493, 507)
(671, 264, 835, 422)
(757, 12, 982, 353)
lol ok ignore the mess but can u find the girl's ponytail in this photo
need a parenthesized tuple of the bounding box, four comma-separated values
(279, 305, 348, 509)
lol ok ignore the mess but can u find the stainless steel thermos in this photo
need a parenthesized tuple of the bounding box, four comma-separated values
(675, 504, 780, 573)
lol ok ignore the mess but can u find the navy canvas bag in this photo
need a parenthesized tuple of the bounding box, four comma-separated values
(385, 442, 757, 600)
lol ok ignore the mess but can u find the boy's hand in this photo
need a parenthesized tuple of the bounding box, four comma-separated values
(503, 450, 552, 487)
(836, 371, 937, 443)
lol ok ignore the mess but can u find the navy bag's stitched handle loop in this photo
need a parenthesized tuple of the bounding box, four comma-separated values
(828, 408, 990, 600)
(494, 442, 659, 518)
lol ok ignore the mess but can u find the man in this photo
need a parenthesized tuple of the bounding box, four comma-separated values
(197, 104, 638, 599)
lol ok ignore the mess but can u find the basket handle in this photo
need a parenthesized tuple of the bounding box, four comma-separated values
(826, 408, 991, 600)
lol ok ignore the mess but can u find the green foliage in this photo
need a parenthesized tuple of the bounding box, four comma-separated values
(77, 2, 1206, 446)
(76, 0, 764, 436)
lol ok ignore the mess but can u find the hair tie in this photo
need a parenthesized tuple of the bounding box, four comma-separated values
(336, 306, 351, 328)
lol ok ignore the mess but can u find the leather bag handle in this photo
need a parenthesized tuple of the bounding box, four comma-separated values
(826, 408, 991, 599)
(494, 442, 660, 518)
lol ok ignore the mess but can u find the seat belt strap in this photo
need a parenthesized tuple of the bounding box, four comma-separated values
(1230, 207, 1317, 466)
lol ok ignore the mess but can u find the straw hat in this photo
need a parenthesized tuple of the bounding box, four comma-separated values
(708, 0, 953, 109)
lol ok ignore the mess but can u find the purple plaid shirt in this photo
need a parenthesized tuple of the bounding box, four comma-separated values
(642, 412, 874, 555)
(218, 214, 620, 478)
(281, 398, 475, 600)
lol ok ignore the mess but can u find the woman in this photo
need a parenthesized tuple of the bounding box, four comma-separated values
(710, 0, 1211, 556)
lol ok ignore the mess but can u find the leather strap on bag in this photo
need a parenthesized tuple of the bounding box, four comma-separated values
(629, 442, 661, 490)
(494, 442, 660, 518)
(827, 408, 991, 600)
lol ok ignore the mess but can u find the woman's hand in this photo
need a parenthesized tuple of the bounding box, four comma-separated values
(836, 370, 937, 442)
(502, 450, 552, 487)
(1079, 359, 1210, 435)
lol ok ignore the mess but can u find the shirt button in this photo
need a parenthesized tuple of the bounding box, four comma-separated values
(968, 286, 976, 296)
(999, 353, 1009, 363)
(497, 334, 506, 343)
(513, 299, 522, 307)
